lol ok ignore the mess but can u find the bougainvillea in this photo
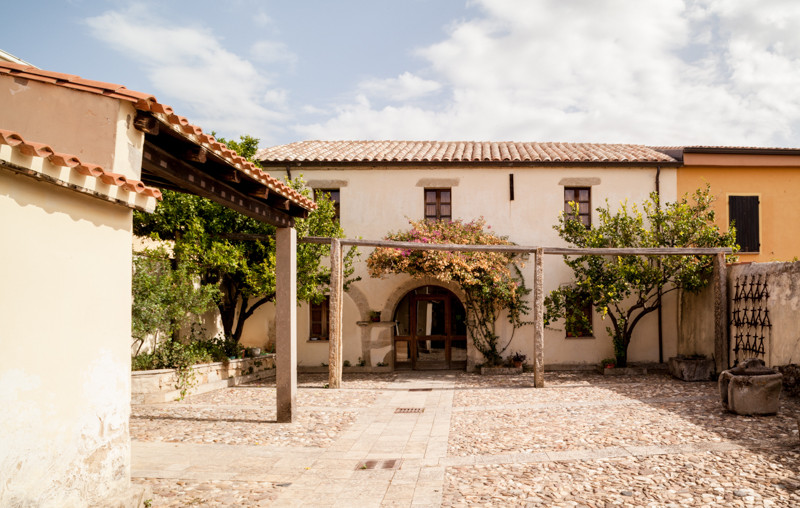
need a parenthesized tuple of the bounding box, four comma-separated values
(367, 218, 530, 365)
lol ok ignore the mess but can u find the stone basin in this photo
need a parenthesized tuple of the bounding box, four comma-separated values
(719, 358, 782, 416)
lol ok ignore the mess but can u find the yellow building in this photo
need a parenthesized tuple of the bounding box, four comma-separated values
(673, 147, 800, 262)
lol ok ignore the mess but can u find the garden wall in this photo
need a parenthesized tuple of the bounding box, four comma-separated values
(132, 355, 275, 403)
(679, 261, 800, 369)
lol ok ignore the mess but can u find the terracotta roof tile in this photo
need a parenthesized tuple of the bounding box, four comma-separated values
(0, 61, 314, 211)
(257, 141, 678, 165)
(0, 128, 162, 200)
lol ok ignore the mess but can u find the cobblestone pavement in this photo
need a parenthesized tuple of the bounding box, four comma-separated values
(132, 371, 800, 507)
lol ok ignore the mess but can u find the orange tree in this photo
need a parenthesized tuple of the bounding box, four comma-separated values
(367, 218, 529, 366)
(544, 187, 737, 367)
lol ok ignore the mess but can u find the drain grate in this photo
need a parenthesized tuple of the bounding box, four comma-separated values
(395, 407, 424, 414)
(408, 388, 432, 392)
(356, 459, 402, 470)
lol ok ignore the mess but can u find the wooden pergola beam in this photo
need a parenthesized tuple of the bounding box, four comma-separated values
(142, 143, 295, 228)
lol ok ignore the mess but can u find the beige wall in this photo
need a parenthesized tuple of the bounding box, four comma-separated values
(270, 164, 680, 367)
(0, 172, 134, 506)
(0, 75, 144, 179)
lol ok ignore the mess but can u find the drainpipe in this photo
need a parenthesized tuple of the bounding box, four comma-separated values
(656, 166, 663, 364)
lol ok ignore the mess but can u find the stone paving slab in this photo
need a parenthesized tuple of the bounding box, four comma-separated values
(131, 371, 800, 507)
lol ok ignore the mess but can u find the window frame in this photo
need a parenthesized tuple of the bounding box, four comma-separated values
(314, 188, 341, 220)
(309, 297, 330, 341)
(424, 188, 452, 221)
(565, 301, 594, 338)
(563, 186, 591, 228)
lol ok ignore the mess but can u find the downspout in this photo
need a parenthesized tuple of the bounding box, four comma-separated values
(656, 166, 663, 364)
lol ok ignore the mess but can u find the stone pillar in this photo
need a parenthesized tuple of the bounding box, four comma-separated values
(328, 238, 343, 388)
(276, 227, 297, 423)
(713, 252, 728, 375)
(533, 248, 545, 388)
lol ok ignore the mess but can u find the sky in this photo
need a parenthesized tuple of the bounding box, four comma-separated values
(3, 0, 800, 149)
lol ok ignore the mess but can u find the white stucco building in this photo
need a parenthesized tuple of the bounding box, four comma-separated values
(257, 141, 682, 371)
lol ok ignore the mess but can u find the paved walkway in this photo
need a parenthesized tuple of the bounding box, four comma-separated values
(131, 371, 800, 507)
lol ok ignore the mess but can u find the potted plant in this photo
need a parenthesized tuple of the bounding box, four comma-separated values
(511, 351, 526, 368)
(369, 310, 381, 322)
(601, 357, 616, 370)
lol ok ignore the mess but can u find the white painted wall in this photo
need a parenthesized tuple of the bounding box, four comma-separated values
(283, 164, 679, 367)
(0, 173, 134, 506)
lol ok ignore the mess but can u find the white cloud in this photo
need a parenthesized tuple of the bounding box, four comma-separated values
(296, 0, 800, 147)
(86, 6, 290, 144)
(358, 72, 442, 102)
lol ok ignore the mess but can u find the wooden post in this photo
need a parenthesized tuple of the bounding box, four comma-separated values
(328, 239, 343, 389)
(276, 227, 297, 422)
(713, 252, 728, 374)
(533, 248, 545, 388)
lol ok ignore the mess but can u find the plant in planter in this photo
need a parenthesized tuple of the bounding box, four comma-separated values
(369, 310, 381, 322)
(601, 357, 617, 369)
(510, 351, 527, 368)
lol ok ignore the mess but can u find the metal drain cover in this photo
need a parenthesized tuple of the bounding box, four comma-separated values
(409, 388, 432, 392)
(356, 459, 402, 470)
(395, 407, 424, 413)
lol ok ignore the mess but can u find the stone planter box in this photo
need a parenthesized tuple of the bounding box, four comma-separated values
(480, 366, 523, 375)
(132, 355, 276, 403)
(668, 355, 715, 381)
(719, 359, 782, 415)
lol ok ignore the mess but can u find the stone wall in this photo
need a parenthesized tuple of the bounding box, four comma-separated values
(132, 355, 276, 403)
(679, 261, 800, 370)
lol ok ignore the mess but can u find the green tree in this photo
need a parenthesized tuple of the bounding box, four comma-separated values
(134, 134, 356, 344)
(131, 248, 219, 355)
(367, 218, 530, 366)
(543, 187, 737, 367)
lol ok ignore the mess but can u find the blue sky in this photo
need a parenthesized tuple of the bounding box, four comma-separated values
(4, 0, 800, 148)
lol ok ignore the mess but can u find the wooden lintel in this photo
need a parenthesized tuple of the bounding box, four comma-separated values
(141, 143, 295, 228)
(184, 147, 207, 164)
(133, 112, 160, 135)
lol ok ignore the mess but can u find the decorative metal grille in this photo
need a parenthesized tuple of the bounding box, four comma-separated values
(730, 274, 771, 365)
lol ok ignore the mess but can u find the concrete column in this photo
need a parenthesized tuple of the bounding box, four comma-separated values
(713, 252, 728, 374)
(276, 227, 297, 423)
(533, 248, 545, 388)
(328, 239, 343, 388)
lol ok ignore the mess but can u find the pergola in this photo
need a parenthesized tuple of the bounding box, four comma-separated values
(131, 107, 314, 423)
(303, 237, 733, 390)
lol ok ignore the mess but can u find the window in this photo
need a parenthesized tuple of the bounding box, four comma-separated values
(566, 302, 593, 338)
(309, 297, 329, 340)
(425, 188, 451, 220)
(314, 188, 340, 220)
(728, 195, 760, 253)
(564, 187, 591, 227)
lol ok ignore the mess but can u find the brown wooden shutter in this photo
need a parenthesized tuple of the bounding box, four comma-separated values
(728, 196, 760, 253)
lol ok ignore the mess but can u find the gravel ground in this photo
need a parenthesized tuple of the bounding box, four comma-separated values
(442, 448, 800, 507)
(132, 370, 800, 507)
(136, 479, 280, 507)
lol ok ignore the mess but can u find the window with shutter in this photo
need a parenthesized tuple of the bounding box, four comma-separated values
(728, 195, 760, 253)
(309, 297, 330, 340)
(424, 188, 451, 220)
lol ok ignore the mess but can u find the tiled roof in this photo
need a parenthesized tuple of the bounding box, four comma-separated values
(257, 141, 678, 164)
(0, 128, 162, 199)
(0, 61, 315, 211)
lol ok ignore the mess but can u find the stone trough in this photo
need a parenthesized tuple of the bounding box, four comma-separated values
(719, 358, 783, 416)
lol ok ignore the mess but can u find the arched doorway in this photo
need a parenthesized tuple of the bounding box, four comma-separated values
(392, 285, 467, 370)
